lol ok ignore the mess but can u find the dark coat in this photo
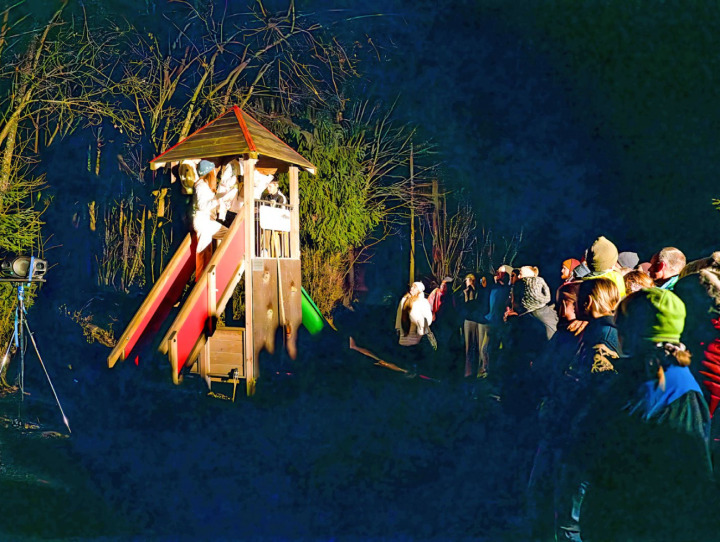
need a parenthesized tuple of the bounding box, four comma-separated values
(499, 305, 558, 415)
(570, 315, 619, 378)
(460, 285, 491, 324)
(577, 364, 714, 540)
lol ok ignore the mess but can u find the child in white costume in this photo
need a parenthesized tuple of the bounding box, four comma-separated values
(188, 158, 275, 250)
(192, 160, 233, 253)
(216, 159, 243, 220)
(215, 159, 274, 220)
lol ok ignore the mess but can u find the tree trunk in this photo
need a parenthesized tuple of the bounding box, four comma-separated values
(0, 117, 18, 192)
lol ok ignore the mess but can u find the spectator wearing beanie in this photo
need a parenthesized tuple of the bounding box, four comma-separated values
(617, 251, 640, 274)
(561, 258, 581, 282)
(512, 276, 558, 337)
(573, 287, 713, 540)
(498, 276, 558, 416)
(583, 236, 627, 298)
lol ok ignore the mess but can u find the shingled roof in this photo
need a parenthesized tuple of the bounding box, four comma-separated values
(149, 106, 315, 174)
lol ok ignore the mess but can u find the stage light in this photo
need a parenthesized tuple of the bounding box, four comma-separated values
(0, 255, 47, 279)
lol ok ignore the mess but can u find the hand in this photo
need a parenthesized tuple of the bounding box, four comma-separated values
(567, 319, 589, 336)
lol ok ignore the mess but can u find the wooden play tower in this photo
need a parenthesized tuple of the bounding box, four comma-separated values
(107, 106, 316, 396)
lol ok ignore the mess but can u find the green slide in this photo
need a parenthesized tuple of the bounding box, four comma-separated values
(301, 287, 325, 335)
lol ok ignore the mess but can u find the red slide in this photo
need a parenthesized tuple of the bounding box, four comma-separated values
(159, 216, 246, 383)
(107, 233, 196, 369)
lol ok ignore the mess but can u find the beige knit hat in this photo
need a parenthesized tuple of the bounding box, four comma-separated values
(588, 236, 619, 272)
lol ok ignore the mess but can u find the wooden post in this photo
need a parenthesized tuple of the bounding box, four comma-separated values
(243, 157, 258, 395)
(289, 165, 300, 260)
(431, 179, 439, 237)
(432, 179, 439, 279)
(409, 143, 415, 284)
(168, 331, 179, 385)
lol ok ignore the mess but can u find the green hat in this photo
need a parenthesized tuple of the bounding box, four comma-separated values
(616, 287, 686, 343)
(588, 236, 619, 272)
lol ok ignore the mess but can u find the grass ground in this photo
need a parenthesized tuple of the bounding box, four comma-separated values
(0, 312, 537, 541)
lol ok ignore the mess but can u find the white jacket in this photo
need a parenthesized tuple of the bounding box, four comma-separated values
(395, 293, 433, 346)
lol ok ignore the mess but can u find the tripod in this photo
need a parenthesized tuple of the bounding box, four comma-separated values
(1, 277, 71, 434)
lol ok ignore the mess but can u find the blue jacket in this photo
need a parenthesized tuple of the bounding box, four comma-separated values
(486, 284, 510, 325)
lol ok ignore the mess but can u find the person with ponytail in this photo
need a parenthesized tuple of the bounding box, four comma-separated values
(577, 287, 715, 540)
(614, 288, 702, 421)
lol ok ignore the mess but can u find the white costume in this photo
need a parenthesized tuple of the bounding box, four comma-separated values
(394, 286, 433, 347)
(216, 160, 273, 217)
(192, 178, 226, 253)
(252, 168, 274, 200)
(216, 160, 242, 219)
(190, 159, 274, 251)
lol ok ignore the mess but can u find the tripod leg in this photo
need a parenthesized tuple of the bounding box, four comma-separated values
(18, 296, 24, 397)
(22, 318, 71, 434)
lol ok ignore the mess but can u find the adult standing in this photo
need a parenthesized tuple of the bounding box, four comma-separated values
(583, 235, 626, 298)
(428, 276, 461, 377)
(462, 273, 491, 379)
(485, 265, 513, 377)
(570, 278, 621, 377)
(428, 276, 453, 322)
(649, 246, 686, 290)
(394, 282, 434, 355)
(674, 253, 720, 474)
(461, 273, 479, 379)
(500, 276, 558, 415)
(578, 288, 713, 540)
(560, 259, 581, 283)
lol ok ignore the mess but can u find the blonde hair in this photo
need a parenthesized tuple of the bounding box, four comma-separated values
(579, 277, 620, 317)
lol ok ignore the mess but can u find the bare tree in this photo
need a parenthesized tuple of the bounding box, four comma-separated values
(0, 2, 135, 360)
(0, 1, 135, 191)
(419, 195, 477, 288)
(475, 226, 524, 274)
(114, 0, 359, 164)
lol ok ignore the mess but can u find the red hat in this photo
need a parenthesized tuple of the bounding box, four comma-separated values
(562, 258, 581, 271)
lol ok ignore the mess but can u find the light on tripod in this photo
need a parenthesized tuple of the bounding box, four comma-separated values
(0, 255, 47, 279)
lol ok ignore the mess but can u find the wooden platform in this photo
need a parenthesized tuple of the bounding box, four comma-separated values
(196, 326, 245, 385)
